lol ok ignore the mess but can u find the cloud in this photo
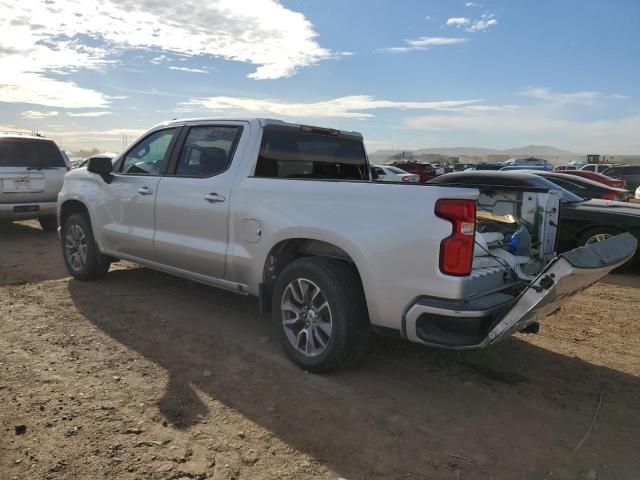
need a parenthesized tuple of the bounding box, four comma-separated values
(168, 66, 209, 74)
(445, 13, 498, 32)
(20, 110, 59, 119)
(380, 36, 468, 53)
(67, 111, 112, 118)
(521, 87, 629, 105)
(405, 96, 640, 153)
(0, 0, 336, 87)
(466, 14, 498, 32)
(446, 17, 471, 26)
(181, 94, 483, 119)
(465, 2, 481, 6)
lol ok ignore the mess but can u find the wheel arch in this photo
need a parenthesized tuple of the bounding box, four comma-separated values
(574, 223, 625, 246)
(259, 237, 368, 315)
(59, 199, 90, 227)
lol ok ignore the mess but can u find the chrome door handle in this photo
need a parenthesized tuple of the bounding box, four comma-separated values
(137, 186, 153, 195)
(204, 193, 225, 203)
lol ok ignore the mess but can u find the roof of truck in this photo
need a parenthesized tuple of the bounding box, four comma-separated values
(155, 117, 363, 138)
(0, 132, 53, 141)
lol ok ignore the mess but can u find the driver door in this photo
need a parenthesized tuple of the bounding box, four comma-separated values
(96, 127, 179, 260)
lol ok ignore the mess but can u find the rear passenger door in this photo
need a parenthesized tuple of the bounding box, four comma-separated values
(153, 122, 247, 279)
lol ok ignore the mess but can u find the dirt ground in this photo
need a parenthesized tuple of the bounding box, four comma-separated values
(1, 221, 639, 480)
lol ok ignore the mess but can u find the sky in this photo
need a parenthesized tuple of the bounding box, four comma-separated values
(0, 0, 638, 155)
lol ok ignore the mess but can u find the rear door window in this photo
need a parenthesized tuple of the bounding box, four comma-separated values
(173, 125, 242, 177)
(255, 125, 368, 180)
(0, 138, 65, 168)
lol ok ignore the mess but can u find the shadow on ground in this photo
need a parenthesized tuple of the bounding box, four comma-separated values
(68, 267, 640, 480)
(0, 221, 65, 285)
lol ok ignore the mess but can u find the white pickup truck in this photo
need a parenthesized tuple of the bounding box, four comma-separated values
(58, 118, 637, 372)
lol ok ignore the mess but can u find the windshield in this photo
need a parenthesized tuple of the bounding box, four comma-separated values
(0, 138, 65, 169)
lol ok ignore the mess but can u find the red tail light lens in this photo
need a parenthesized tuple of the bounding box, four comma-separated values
(402, 176, 409, 182)
(435, 199, 476, 276)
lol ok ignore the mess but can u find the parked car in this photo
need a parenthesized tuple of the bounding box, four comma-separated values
(58, 119, 635, 371)
(636, 186, 640, 200)
(430, 163, 445, 175)
(391, 161, 436, 182)
(602, 165, 640, 192)
(505, 157, 553, 171)
(561, 169, 625, 188)
(429, 171, 640, 266)
(532, 171, 629, 202)
(371, 164, 418, 182)
(500, 165, 549, 172)
(0, 132, 67, 231)
(555, 165, 577, 171)
(580, 163, 619, 174)
(465, 162, 504, 171)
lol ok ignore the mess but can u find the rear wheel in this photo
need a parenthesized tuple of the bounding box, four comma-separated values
(272, 257, 371, 373)
(62, 213, 110, 280)
(38, 215, 58, 232)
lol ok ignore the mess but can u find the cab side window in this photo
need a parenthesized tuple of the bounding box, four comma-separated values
(121, 128, 177, 175)
(174, 126, 242, 177)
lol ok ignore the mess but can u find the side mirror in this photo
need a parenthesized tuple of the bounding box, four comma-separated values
(87, 157, 113, 184)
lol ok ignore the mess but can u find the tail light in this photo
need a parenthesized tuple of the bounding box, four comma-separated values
(435, 199, 476, 276)
(401, 176, 409, 182)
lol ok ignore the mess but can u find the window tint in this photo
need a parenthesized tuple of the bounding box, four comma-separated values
(255, 126, 368, 180)
(0, 138, 65, 168)
(121, 128, 176, 175)
(372, 167, 385, 175)
(603, 167, 619, 176)
(174, 126, 241, 177)
(628, 166, 640, 175)
(582, 165, 595, 171)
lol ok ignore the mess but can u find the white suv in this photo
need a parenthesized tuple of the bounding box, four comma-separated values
(0, 133, 67, 231)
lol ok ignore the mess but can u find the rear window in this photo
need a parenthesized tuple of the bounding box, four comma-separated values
(255, 126, 368, 180)
(387, 166, 406, 174)
(0, 138, 65, 168)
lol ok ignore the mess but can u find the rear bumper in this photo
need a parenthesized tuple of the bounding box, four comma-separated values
(0, 201, 57, 219)
(402, 233, 637, 349)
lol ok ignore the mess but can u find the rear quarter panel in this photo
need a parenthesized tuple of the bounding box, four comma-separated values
(227, 178, 479, 330)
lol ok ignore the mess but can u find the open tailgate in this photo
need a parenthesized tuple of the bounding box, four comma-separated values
(487, 233, 637, 344)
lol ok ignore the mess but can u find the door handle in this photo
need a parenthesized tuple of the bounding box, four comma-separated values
(137, 186, 153, 195)
(204, 193, 225, 203)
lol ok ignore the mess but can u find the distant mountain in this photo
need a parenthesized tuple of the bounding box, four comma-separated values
(370, 145, 581, 159)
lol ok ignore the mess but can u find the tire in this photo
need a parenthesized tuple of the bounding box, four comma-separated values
(38, 215, 58, 232)
(61, 213, 110, 280)
(271, 257, 371, 373)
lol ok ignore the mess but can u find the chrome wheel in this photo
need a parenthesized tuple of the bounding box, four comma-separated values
(65, 224, 88, 271)
(281, 278, 333, 357)
(585, 233, 612, 245)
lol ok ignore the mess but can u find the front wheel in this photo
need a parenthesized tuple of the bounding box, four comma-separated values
(272, 257, 371, 373)
(62, 213, 110, 280)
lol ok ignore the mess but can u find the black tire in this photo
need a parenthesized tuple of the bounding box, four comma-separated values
(38, 215, 58, 232)
(61, 213, 110, 280)
(271, 257, 371, 373)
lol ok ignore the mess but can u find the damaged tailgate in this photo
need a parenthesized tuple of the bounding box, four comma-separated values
(486, 233, 637, 345)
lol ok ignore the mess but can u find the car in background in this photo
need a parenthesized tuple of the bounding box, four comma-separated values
(428, 171, 640, 266)
(532, 171, 629, 202)
(0, 133, 67, 231)
(430, 163, 445, 175)
(602, 165, 640, 192)
(371, 164, 419, 182)
(561, 169, 625, 188)
(581, 163, 619, 174)
(464, 162, 505, 171)
(500, 165, 549, 172)
(391, 161, 436, 182)
(555, 165, 577, 171)
(505, 157, 553, 171)
(636, 186, 640, 200)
